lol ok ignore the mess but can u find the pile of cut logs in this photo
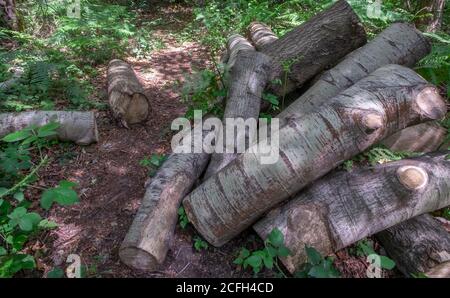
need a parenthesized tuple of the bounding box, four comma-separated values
(118, 0, 450, 277)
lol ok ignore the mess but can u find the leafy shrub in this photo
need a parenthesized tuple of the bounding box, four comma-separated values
(234, 228, 290, 276)
(0, 123, 79, 277)
(295, 246, 340, 278)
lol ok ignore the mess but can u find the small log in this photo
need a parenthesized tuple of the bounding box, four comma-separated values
(107, 59, 150, 127)
(183, 65, 447, 247)
(0, 111, 98, 145)
(248, 22, 278, 50)
(119, 118, 214, 270)
(278, 22, 431, 122)
(224, 34, 254, 75)
(381, 122, 446, 153)
(260, 0, 367, 96)
(254, 152, 450, 273)
(202, 43, 271, 179)
(376, 214, 450, 277)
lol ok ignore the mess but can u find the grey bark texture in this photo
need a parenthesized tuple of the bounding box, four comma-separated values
(224, 34, 254, 74)
(278, 22, 431, 123)
(381, 122, 446, 153)
(119, 123, 213, 270)
(254, 152, 450, 273)
(0, 111, 98, 145)
(182, 65, 447, 247)
(260, 0, 367, 96)
(107, 59, 150, 127)
(202, 48, 272, 180)
(376, 214, 450, 278)
(0, 0, 18, 30)
(248, 22, 278, 50)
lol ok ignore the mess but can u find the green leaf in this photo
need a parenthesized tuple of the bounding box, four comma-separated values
(13, 191, 24, 202)
(380, 256, 396, 270)
(46, 267, 65, 278)
(244, 255, 262, 269)
(277, 246, 291, 258)
(38, 219, 58, 229)
(40, 180, 79, 210)
(0, 246, 6, 256)
(233, 257, 243, 265)
(177, 207, 185, 215)
(58, 180, 77, 188)
(240, 248, 250, 258)
(40, 190, 55, 210)
(267, 228, 284, 247)
(262, 254, 273, 269)
(38, 122, 60, 132)
(0, 188, 8, 196)
(2, 130, 32, 142)
(305, 246, 323, 266)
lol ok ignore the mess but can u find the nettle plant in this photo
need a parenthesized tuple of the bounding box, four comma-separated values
(234, 228, 291, 277)
(0, 122, 79, 277)
(295, 246, 340, 278)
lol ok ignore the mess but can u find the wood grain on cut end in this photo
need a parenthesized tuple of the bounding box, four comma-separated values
(397, 166, 428, 190)
(248, 22, 278, 50)
(426, 261, 450, 278)
(119, 247, 159, 271)
(414, 86, 447, 120)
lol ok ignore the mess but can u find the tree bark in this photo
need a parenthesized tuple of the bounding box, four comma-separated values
(0, 0, 18, 31)
(254, 152, 450, 273)
(247, 22, 278, 50)
(107, 59, 150, 128)
(381, 122, 446, 153)
(202, 46, 271, 180)
(120, 121, 213, 270)
(415, 0, 446, 33)
(260, 0, 366, 96)
(0, 111, 98, 145)
(182, 65, 447, 247)
(278, 22, 431, 123)
(376, 214, 450, 278)
(223, 34, 255, 76)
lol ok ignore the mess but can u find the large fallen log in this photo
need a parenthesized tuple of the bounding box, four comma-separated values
(202, 38, 271, 179)
(107, 59, 150, 128)
(381, 122, 446, 153)
(254, 152, 450, 273)
(259, 0, 367, 96)
(278, 22, 431, 122)
(119, 119, 213, 270)
(182, 65, 447, 247)
(376, 214, 450, 278)
(0, 111, 98, 145)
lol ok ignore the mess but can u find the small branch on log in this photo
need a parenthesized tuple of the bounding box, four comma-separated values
(0, 111, 98, 145)
(107, 59, 150, 128)
(247, 22, 278, 50)
(260, 0, 367, 96)
(376, 214, 450, 278)
(182, 65, 447, 247)
(254, 152, 450, 273)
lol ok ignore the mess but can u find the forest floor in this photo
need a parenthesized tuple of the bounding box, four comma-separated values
(29, 3, 385, 278)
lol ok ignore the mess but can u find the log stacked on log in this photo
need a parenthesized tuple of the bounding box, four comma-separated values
(120, 0, 450, 278)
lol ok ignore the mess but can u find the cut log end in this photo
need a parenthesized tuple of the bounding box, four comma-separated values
(426, 261, 450, 278)
(397, 166, 429, 190)
(119, 246, 159, 271)
(414, 86, 447, 120)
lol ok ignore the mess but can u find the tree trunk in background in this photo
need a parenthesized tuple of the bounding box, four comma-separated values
(120, 120, 213, 270)
(202, 46, 271, 180)
(415, 0, 446, 33)
(248, 22, 278, 50)
(376, 214, 450, 278)
(107, 59, 150, 128)
(259, 0, 366, 96)
(381, 122, 447, 153)
(254, 153, 450, 273)
(277, 22, 431, 124)
(0, 111, 98, 145)
(182, 65, 447, 247)
(0, 0, 18, 30)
